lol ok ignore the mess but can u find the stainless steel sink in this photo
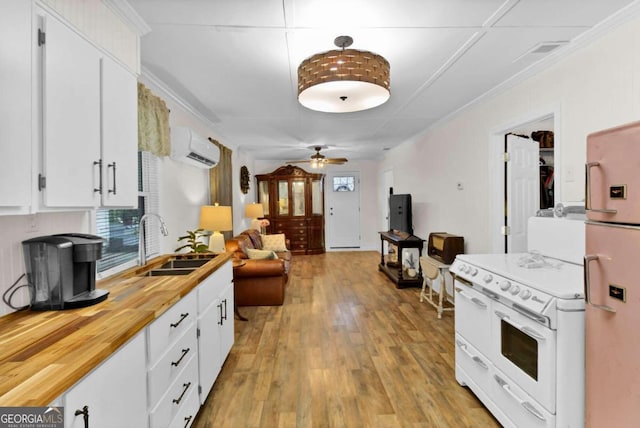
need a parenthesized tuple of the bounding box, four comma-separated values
(160, 259, 210, 269)
(139, 268, 196, 277)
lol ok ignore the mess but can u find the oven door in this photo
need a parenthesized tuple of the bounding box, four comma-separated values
(490, 299, 557, 413)
(454, 276, 492, 358)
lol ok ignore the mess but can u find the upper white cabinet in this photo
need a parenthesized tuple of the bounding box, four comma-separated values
(38, 12, 138, 209)
(0, 1, 32, 212)
(64, 332, 148, 428)
(41, 14, 101, 208)
(101, 56, 139, 207)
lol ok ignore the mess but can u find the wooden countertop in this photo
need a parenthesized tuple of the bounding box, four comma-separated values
(0, 252, 232, 406)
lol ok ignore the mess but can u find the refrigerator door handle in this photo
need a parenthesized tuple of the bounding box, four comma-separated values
(584, 254, 616, 313)
(585, 162, 617, 214)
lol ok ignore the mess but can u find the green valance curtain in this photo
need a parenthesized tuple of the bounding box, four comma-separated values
(138, 83, 170, 156)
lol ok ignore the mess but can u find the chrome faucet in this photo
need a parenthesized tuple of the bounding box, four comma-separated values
(138, 213, 169, 266)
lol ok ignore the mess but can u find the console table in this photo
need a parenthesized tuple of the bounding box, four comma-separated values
(378, 231, 425, 288)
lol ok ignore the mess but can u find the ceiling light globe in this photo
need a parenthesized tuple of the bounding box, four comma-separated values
(297, 47, 390, 113)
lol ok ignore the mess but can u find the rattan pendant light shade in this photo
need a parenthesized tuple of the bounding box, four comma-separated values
(297, 36, 390, 113)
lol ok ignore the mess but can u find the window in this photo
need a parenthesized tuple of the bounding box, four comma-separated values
(96, 152, 160, 275)
(333, 176, 355, 192)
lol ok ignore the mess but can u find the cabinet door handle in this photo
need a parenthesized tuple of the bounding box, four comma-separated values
(93, 160, 102, 194)
(171, 348, 190, 367)
(173, 382, 191, 405)
(218, 303, 223, 325)
(74, 405, 89, 428)
(183, 415, 193, 428)
(107, 162, 117, 195)
(170, 313, 189, 328)
(223, 299, 228, 322)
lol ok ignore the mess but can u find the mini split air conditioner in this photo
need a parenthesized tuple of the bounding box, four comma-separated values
(170, 127, 220, 169)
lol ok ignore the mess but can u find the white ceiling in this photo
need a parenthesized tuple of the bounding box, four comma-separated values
(129, 0, 636, 162)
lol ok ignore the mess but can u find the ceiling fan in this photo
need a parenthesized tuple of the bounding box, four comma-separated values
(285, 146, 348, 168)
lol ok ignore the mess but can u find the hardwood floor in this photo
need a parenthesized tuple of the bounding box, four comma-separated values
(193, 251, 500, 427)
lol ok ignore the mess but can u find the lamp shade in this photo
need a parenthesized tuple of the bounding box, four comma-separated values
(199, 205, 232, 232)
(297, 36, 390, 113)
(245, 203, 264, 219)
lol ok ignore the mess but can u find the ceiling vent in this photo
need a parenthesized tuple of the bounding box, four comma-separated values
(514, 41, 568, 62)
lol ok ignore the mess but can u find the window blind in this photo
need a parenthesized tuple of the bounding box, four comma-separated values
(96, 152, 160, 273)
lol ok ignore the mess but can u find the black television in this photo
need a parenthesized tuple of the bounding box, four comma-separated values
(388, 194, 413, 235)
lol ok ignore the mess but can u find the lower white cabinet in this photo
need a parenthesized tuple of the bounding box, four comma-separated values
(61, 261, 234, 428)
(64, 332, 148, 428)
(196, 261, 234, 404)
(147, 291, 198, 428)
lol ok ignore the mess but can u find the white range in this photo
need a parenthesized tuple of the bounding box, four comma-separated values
(451, 216, 585, 428)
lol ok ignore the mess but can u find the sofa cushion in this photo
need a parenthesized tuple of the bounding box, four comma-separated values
(242, 229, 263, 249)
(246, 248, 277, 260)
(261, 233, 287, 252)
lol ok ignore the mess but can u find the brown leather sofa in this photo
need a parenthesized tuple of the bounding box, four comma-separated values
(225, 229, 291, 306)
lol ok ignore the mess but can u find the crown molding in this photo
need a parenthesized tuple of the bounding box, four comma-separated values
(101, 0, 151, 36)
(430, 0, 640, 131)
(140, 66, 221, 131)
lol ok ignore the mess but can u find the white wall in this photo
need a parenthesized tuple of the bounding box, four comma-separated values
(380, 13, 640, 254)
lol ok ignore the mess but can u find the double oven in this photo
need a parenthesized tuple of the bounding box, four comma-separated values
(451, 217, 585, 428)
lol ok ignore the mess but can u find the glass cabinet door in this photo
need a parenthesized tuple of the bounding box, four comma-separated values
(311, 178, 323, 215)
(292, 180, 306, 216)
(278, 180, 289, 216)
(258, 180, 270, 216)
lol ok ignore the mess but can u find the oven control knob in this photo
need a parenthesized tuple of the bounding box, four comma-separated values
(460, 264, 468, 273)
(520, 289, 532, 300)
(499, 280, 511, 291)
(483, 274, 493, 283)
(510, 285, 521, 295)
(470, 268, 478, 276)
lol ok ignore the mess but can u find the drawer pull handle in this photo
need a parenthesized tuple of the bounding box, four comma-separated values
(183, 415, 193, 428)
(173, 382, 191, 405)
(74, 405, 89, 428)
(171, 348, 190, 367)
(171, 313, 189, 328)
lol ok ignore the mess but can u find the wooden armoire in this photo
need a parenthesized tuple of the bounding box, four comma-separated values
(255, 165, 325, 254)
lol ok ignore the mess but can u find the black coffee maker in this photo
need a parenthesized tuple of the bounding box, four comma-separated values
(22, 233, 109, 310)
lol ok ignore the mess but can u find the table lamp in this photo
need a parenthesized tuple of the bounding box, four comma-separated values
(199, 204, 232, 253)
(245, 203, 264, 231)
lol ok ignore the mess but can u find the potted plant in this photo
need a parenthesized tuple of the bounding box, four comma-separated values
(175, 229, 210, 253)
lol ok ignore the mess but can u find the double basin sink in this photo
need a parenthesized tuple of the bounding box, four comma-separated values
(139, 254, 216, 277)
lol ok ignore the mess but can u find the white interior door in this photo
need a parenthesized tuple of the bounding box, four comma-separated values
(326, 172, 360, 249)
(506, 134, 539, 253)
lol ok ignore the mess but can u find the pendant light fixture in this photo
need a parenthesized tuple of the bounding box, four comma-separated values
(297, 36, 390, 113)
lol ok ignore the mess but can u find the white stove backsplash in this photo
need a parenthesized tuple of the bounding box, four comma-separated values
(527, 216, 585, 265)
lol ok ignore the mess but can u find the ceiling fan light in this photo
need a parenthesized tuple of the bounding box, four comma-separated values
(298, 45, 390, 113)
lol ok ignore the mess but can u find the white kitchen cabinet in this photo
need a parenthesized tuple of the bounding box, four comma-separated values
(64, 332, 148, 428)
(38, 11, 138, 209)
(41, 13, 101, 208)
(197, 261, 234, 404)
(0, 0, 32, 213)
(100, 56, 138, 207)
(147, 291, 198, 428)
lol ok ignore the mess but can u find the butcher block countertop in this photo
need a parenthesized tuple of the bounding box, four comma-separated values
(0, 252, 232, 406)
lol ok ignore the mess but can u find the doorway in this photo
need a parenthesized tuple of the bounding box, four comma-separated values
(326, 172, 360, 249)
(489, 112, 559, 253)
